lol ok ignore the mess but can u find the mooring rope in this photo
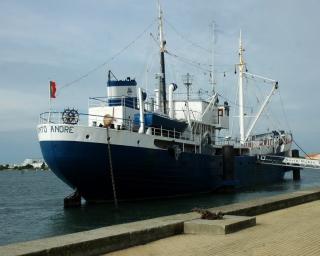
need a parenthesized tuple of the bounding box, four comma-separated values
(293, 138, 311, 159)
(106, 128, 118, 208)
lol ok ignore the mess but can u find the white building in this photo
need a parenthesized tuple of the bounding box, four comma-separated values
(21, 159, 46, 169)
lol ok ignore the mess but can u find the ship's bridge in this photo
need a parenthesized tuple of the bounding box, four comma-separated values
(173, 99, 229, 129)
(88, 77, 140, 129)
(106, 77, 137, 108)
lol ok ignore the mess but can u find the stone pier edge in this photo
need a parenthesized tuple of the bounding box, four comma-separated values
(1, 187, 320, 256)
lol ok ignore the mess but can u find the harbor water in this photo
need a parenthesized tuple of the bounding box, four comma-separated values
(1, 169, 320, 246)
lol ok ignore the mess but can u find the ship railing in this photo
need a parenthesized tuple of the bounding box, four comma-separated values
(215, 137, 263, 148)
(214, 137, 243, 147)
(39, 111, 135, 128)
(214, 134, 292, 149)
(88, 97, 107, 107)
(145, 126, 188, 140)
(39, 111, 91, 126)
(88, 96, 138, 109)
(89, 96, 182, 114)
(39, 112, 192, 140)
(39, 112, 67, 125)
(215, 136, 263, 148)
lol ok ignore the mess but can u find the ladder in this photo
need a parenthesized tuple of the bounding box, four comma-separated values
(257, 155, 320, 169)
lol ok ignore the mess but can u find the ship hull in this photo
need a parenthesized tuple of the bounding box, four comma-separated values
(40, 140, 286, 202)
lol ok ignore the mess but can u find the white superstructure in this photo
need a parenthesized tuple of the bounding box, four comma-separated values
(38, 5, 293, 159)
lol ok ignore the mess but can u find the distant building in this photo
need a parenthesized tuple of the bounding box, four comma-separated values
(308, 154, 320, 160)
(20, 159, 47, 169)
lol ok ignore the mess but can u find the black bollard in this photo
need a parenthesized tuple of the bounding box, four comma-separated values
(222, 145, 235, 181)
(64, 190, 81, 208)
(292, 149, 301, 181)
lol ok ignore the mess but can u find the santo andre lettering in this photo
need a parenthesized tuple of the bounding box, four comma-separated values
(38, 125, 74, 133)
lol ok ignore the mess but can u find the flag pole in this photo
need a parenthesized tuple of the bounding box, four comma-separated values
(49, 81, 51, 124)
(49, 81, 57, 123)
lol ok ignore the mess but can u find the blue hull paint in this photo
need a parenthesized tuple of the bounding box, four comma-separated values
(40, 141, 286, 202)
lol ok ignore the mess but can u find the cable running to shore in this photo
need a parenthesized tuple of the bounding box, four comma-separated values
(57, 19, 157, 94)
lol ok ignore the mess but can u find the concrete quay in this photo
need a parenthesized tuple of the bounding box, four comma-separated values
(184, 215, 256, 235)
(1, 188, 320, 256)
(108, 199, 320, 256)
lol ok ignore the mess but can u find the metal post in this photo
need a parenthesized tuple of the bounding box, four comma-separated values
(292, 149, 301, 181)
(158, 2, 167, 114)
(106, 128, 118, 208)
(238, 31, 245, 144)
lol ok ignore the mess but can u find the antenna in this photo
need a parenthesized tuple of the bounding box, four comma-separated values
(210, 21, 216, 94)
(238, 29, 246, 144)
(183, 73, 193, 100)
(158, 0, 165, 53)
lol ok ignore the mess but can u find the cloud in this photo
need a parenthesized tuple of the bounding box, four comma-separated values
(0, 88, 47, 132)
(0, 0, 320, 162)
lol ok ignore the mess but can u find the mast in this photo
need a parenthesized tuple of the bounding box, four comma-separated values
(238, 30, 245, 144)
(210, 21, 216, 94)
(158, 1, 167, 114)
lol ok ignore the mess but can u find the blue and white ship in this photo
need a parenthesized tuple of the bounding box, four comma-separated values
(37, 5, 293, 203)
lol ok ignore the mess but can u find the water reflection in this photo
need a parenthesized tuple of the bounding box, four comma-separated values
(49, 171, 310, 236)
(1, 169, 319, 246)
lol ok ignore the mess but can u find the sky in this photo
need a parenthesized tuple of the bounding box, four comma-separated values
(0, 0, 320, 163)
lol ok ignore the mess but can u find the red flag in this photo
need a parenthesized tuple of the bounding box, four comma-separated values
(50, 81, 56, 98)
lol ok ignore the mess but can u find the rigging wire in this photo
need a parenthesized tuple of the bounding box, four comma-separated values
(247, 76, 283, 129)
(165, 17, 312, 159)
(250, 80, 310, 158)
(143, 51, 157, 93)
(265, 107, 310, 158)
(174, 71, 254, 110)
(216, 91, 253, 110)
(229, 81, 239, 137)
(166, 50, 211, 72)
(139, 34, 158, 92)
(243, 74, 278, 127)
(166, 50, 234, 75)
(292, 139, 311, 159)
(243, 73, 275, 85)
(277, 88, 310, 158)
(57, 19, 157, 94)
(279, 89, 292, 131)
(164, 18, 211, 53)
